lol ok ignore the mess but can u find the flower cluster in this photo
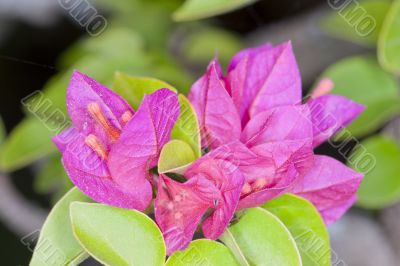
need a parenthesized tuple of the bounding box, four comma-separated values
(54, 41, 364, 255)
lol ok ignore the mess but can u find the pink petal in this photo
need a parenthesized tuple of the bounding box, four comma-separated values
(226, 43, 273, 123)
(53, 127, 79, 153)
(185, 154, 245, 240)
(291, 155, 363, 225)
(60, 132, 143, 209)
(67, 70, 134, 145)
(189, 59, 241, 149)
(238, 140, 314, 209)
(108, 89, 180, 211)
(238, 105, 314, 209)
(226, 42, 301, 124)
(154, 175, 220, 255)
(308, 94, 365, 147)
(241, 105, 313, 147)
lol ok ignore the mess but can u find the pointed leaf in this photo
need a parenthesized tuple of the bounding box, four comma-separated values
(263, 194, 331, 266)
(158, 140, 196, 174)
(378, 0, 400, 74)
(350, 135, 400, 209)
(222, 208, 302, 266)
(173, 0, 259, 21)
(70, 202, 166, 266)
(171, 94, 201, 158)
(30, 188, 91, 266)
(166, 239, 240, 266)
(0, 118, 56, 172)
(112, 72, 176, 109)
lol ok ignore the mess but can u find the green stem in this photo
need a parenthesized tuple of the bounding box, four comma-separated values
(219, 229, 250, 266)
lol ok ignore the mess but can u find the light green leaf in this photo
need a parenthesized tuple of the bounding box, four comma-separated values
(378, 0, 400, 74)
(349, 135, 400, 209)
(181, 26, 243, 67)
(112, 72, 176, 109)
(171, 95, 201, 158)
(0, 118, 56, 172)
(166, 239, 240, 266)
(321, 0, 391, 46)
(158, 140, 196, 174)
(30, 187, 91, 266)
(222, 208, 302, 266)
(173, 0, 259, 21)
(70, 202, 165, 266)
(320, 56, 400, 138)
(263, 194, 331, 266)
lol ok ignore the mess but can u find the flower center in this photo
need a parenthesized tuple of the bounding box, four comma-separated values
(85, 134, 108, 160)
(85, 102, 134, 159)
(87, 102, 121, 141)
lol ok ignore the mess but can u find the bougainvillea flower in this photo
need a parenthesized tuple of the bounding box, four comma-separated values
(291, 155, 363, 225)
(189, 41, 364, 224)
(155, 174, 221, 255)
(155, 146, 245, 254)
(53, 71, 179, 211)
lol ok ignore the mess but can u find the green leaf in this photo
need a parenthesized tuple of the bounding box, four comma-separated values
(321, 0, 391, 46)
(166, 239, 240, 266)
(112, 72, 176, 109)
(158, 140, 196, 174)
(319, 56, 400, 138)
(378, 0, 400, 74)
(181, 26, 243, 67)
(263, 194, 331, 266)
(34, 155, 71, 194)
(173, 0, 259, 21)
(222, 208, 302, 266)
(30, 187, 91, 266)
(0, 118, 56, 172)
(349, 135, 400, 209)
(171, 95, 201, 158)
(70, 202, 166, 266)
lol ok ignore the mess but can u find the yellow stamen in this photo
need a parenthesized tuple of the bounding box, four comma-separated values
(88, 102, 120, 141)
(85, 134, 108, 160)
(311, 78, 334, 99)
(252, 178, 268, 192)
(241, 182, 252, 195)
(121, 110, 133, 126)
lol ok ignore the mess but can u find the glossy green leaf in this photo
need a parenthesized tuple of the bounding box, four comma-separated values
(378, 0, 400, 74)
(321, 0, 391, 46)
(349, 135, 400, 209)
(181, 26, 243, 67)
(320, 56, 400, 138)
(166, 239, 240, 266)
(30, 187, 91, 266)
(263, 194, 331, 266)
(171, 94, 201, 158)
(112, 72, 176, 109)
(0, 118, 56, 172)
(70, 202, 165, 266)
(158, 140, 196, 174)
(173, 0, 259, 21)
(222, 208, 302, 266)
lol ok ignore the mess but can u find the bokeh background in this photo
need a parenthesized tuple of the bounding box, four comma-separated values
(0, 0, 399, 265)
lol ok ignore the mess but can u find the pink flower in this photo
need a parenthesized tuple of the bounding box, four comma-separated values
(155, 147, 244, 255)
(188, 41, 365, 224)
(53, 71, 179, 211)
